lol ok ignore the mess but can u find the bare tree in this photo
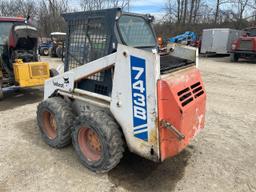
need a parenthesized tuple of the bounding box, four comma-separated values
(165, 0, 205, 24)
(237, 0, 250, 20)
(182, 0, 188, 24)
(37, 0, 70, 36)
(0, 0, 37, 17)
(80, 0, 105, 11)
(80, 0, 129, 11)
(214, 0, 230, 24)
(188, 0, 195, 23)
(165, 0, 185, 24)
(108, 0, 129, 8)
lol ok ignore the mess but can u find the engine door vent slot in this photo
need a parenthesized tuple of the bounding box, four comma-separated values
(192, 86, 202, 94)
(181, 97, 194, 107)
(191, 82, 200, 89)
(179, 92, 192, 102)
(195, 90, 204, 98)
(177, 87, 190, 96)
(191, 82, 204, 99)
(177, 87, 194, 107)
(177, 81, 205, 107)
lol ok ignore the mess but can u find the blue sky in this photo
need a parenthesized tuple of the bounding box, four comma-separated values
(71, 0, 216, 19)
(130, 0, 166, 19)
(129, 0, 166, 13)
(70, 0, 167, 19)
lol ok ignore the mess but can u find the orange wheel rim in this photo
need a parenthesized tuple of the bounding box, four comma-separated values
(78, 127, 102, 162)
(43, 111, 57, 139)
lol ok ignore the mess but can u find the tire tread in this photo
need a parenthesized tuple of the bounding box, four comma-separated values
(37, 97, 74, 148)
(72, 111, 124, 173)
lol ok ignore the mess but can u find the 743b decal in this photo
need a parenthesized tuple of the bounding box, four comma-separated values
(130, 56, 148, 141)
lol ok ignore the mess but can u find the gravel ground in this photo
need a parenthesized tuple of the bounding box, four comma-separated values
(0, 56, 255, 192)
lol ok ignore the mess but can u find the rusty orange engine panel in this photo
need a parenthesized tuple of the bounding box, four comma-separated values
(158, 67, 206, 161)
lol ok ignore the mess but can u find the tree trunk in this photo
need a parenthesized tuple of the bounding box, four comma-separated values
(215, 0, 220, 24)
(183, 0, 188, 24)
(189, 0, 195, 24)
(177, 0, 181, 23)
(193, 0, 200, 23)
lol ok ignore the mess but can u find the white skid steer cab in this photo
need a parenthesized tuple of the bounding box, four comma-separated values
(37, 8, 206, 173)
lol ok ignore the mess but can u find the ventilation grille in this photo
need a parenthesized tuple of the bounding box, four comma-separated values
(177, 82, 204, 107)
(239, 40, 253, 50)
(31, 65, 48, 77)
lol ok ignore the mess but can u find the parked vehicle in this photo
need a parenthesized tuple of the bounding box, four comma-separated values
(230, 27, 256, 62)
(0, 17, 57, 100)
(201, 28, 244, 55)
(49, 32, 66, 58)
(170, 31, 197, 46)
(36, 8, 206, 173)
(0, 17, 25, 98)
(38, 41, 52, 56)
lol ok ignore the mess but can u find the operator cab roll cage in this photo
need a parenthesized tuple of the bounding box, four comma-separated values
(62, 8, 195, 98)
(63, 8, 157, 97)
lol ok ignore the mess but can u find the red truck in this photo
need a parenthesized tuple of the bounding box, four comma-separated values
(230, 27, 256, 62)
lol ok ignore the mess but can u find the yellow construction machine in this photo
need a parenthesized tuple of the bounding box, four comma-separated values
(0, 17, 56, 99)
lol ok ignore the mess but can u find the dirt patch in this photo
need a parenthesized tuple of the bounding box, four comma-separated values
(108, 148, 193, 192)
(0, 87, 42, 112)
(0, 57, 255, 192)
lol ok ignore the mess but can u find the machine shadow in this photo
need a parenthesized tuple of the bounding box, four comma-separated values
(108, 149, 193, 192)
(0, 87, 43, 111)
(200, 54, 230, 58)
(18, 118, 194, 189)
(232, 59, 256, 64)
(18, 118, 106, 177)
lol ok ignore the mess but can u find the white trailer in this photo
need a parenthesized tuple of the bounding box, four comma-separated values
(201, 28, 244, 54)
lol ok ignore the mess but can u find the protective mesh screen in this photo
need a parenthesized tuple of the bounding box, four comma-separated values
(67, 17, 108, 70)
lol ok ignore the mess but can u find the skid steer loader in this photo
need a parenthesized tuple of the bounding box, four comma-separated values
(37, 8, 206, 173)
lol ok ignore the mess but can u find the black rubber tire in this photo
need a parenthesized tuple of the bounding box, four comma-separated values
(49, 68, 59, 77)
(0, 80, 3, 101)
(43, 48, 49, 56)
(72, 111, 125, 173)
(37, 97, 75, 148)
(56, 47, 63, 58)
(230, 53, 239, 62)
(49, 47, 55, 57)
(39, 49, 44, 56)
